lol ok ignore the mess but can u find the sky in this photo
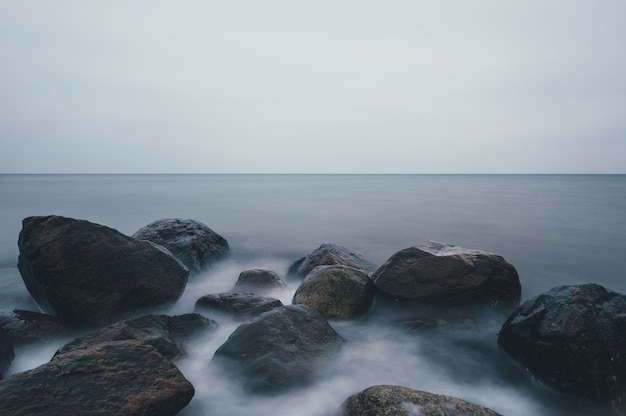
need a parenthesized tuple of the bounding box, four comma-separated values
(1, 1, 625, 174)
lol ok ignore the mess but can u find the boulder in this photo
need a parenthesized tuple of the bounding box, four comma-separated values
(0, 309, 69, 345)
(0, 340, 194, 415)
(56, 313, 217, 360)
(339, 385, 502, 416)
(372, 241, 520, 306)
(211, 304, 344, 394)
(195, 292, 283, 320)
(0, 327, 14, 379)
(498, 284, 626, 410)
(133, 218, 229, 273)
(17, 215, 189, 326)
(288, 243, 375, 280)
(292, 265, 374, 320)
(232, 267, 287, 295)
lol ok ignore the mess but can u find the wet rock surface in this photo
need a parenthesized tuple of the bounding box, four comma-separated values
(211, 304, 344, 394)
(292, 265, 374, 320)
(289, 243, 376, 280)
(373, 241, 520, 306)
(0, 309, 69, 345)
(17, 215, 189, 326)
(0, 327, 14, 379)
(56, 313, 217, 360)
(498, 283, 626, 410)
(0, 339, 195, 416)
(195, 292, 283, 320)
(338, 384, 503, 416)
(133, 218, 230, 274)
(232, 267, 287, 295)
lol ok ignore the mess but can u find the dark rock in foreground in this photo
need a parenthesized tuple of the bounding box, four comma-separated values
(133, 218, 229, 273)
(0, 340, 194, 416)
(0, 309, 69, 345)
(232, 267, 287, 295)
(373, 241, 520, 306)
(17, 215, 189, 326)
(292, 265, 374, 320)
(339, 385, 502, 416)
(195, 292, 283, 320)
(56, 313, 217, 360)
(212, 304, 344, 394)
(289, 243, 375, 280)
(498, 283, 626, 410)
(0, 327, 14, 379)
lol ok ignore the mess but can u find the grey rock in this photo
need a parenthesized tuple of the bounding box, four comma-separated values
(232, 267, 287, 295)
(289, 243, 375, 280)
(195, 292, 283, 320)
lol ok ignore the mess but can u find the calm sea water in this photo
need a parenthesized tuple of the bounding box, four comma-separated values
(1, 174, 625, 415)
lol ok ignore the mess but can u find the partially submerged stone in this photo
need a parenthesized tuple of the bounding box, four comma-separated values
(17, 215, 189, 326)
(498, 283, 626, 410)
(195, 292, 283, 320)
(232, 267, 287, 295)
(133, 218, 230, 274)
(0, 309, 69, 345)
(0, 340, 194, 415)
(289, 243, 375, 280)
(212, 305, 344, 394)
(292, 265, 374, 320)
(339, 385, 502, 416)
(373, 241, 520, 306)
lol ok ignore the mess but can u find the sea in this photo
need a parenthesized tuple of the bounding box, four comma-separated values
(1, 174, 625, 415)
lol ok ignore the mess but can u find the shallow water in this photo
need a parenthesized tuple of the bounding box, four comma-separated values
(1, 174, 625, 415)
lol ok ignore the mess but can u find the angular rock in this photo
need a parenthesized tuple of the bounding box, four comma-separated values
(339, 385, 502, 416)
(292, 265, 374, 320)
(0, 326, 14, 379)
(17, 215, 189, 326)
(133, 218, 229, 273)
(498, 284, 626, 410)
(0, 340, 194, 416)
(212, 304, 344, 394)
(195, 292, 283, 320)
(232, 267, 287, 295)
(56, 313, 217, 360)
(289, 243, 375, 280)
(372, 241, 520, 306)
(0, 309, 69, 345)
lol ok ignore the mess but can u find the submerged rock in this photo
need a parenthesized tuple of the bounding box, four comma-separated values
(0, 327, 14, 379)
(288, 243, 375, 280)
(292, 265, 374, 320)
(212, 304, 344, 394)
(339, 385, 503, 416)
(195, 292, 283, 320)
(0, 339, 194, 415)
(17, 215, 189, 326)
(56, 313, 217, 360)
(232, 267, 287, 295)
(498, 283, 626, 410)
(0, 309, 69, 345)
(372, 241, 520, 306)
(133, 218, 230, 274)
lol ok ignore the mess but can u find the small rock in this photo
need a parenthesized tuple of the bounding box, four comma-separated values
(288, 243, 375, 280)
(232, 267, 287, 295)
(195, 292, 283, 320)
(0, 309, 69, 345)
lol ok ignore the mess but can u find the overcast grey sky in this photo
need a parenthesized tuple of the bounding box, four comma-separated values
(1, 1, 625, 173)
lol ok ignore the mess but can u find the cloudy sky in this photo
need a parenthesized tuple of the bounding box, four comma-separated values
(1, 1, 625, 173)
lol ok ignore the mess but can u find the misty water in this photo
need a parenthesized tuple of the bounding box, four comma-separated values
(1, 174, 625, 415)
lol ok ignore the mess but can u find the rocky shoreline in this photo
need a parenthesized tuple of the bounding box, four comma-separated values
(0, 215, 624, 415)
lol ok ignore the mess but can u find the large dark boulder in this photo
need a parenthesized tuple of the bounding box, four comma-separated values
(56, 313, 217, 360)
(0, 339, 194, 415)
(372, 241, 520, 306)
(0, 327, 14, 379)
(339, 385, 502, 416)
(0, 309, 69, 345)
(232, 267, 287, 295)
(498, 284, 626, 410)
(195, 292, 283, 320)
(292, 265, 374, 320)
(289, 243, 375, 280)
(17, 215, 189, 326)
(211, 304, 344, 394)
(133, 218, 229, 273)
